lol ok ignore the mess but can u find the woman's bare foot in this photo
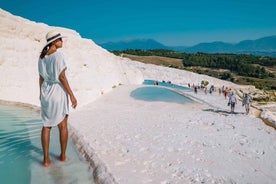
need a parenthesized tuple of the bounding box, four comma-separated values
(43, 158, 51, 167)
(60, 154, 66, 162)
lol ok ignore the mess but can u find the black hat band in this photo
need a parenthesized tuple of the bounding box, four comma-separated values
(47, 33, 61, 42)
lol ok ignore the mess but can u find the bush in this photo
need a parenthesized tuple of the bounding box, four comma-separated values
(253, 82, 264, 89)
(201, 80, 209, 87)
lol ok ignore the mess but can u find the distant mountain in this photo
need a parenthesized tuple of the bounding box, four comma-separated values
(185, 36, 276, 55)
(182, 41, 234, 53)
(99, 39, 168, 50)
(99, 36, 276, 57)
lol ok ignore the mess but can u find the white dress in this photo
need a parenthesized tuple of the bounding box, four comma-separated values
(38, 51, 69, 127)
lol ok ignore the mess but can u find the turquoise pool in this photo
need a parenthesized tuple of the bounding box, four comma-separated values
(130, 86, 193, 104)
(143, 79, 191, 91)
(0, 104, 94, 184)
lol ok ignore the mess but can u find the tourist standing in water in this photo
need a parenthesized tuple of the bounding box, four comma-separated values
(38, 30, 77, 167)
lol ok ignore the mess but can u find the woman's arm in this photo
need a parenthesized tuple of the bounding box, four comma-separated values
(59, 68, 77, 109)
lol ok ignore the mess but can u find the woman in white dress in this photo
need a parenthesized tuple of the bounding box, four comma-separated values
(38, 30, 77, 167)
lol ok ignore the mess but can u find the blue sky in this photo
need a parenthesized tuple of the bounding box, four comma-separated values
(1, 0, 276, 46)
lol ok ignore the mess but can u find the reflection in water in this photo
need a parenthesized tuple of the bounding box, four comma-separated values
(0, 104, 94, 184)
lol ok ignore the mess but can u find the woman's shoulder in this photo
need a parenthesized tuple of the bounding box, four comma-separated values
(47, 52, 65, 63)
(53, 51, 64, 58)
(44, 51, 63, 59)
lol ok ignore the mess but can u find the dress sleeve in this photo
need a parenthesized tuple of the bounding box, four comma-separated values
(38, 59, 42, 75)
(38, 59, 44, 77)
(56, 52, 67, 76)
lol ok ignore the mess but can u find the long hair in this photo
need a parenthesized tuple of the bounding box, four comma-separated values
(39, 44, 50, 59)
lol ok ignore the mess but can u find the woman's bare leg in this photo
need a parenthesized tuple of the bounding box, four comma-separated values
(58, 115, 68, 161)
(41, 126, 52, 167)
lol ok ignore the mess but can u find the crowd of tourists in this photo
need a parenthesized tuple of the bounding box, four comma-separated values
(189, 83, 251, 114)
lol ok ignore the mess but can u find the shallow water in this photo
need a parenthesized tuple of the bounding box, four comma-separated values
(143, 79, 191, 91)
(130, 86, 193, 104)
(0, 104, 94, 184)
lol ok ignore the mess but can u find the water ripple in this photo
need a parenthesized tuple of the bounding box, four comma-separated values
(0, 104, 94, 184)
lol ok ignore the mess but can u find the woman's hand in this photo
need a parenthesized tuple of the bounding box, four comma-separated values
(70, 94, 77, 109)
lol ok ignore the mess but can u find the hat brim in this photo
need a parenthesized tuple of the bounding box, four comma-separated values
(44, 35, 66, 47)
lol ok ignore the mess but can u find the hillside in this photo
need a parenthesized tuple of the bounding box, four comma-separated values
(120, 52, 276, 99)
(121, 53, 184, 68)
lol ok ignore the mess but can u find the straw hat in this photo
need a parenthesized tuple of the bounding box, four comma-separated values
(44, 30, 65, 47)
